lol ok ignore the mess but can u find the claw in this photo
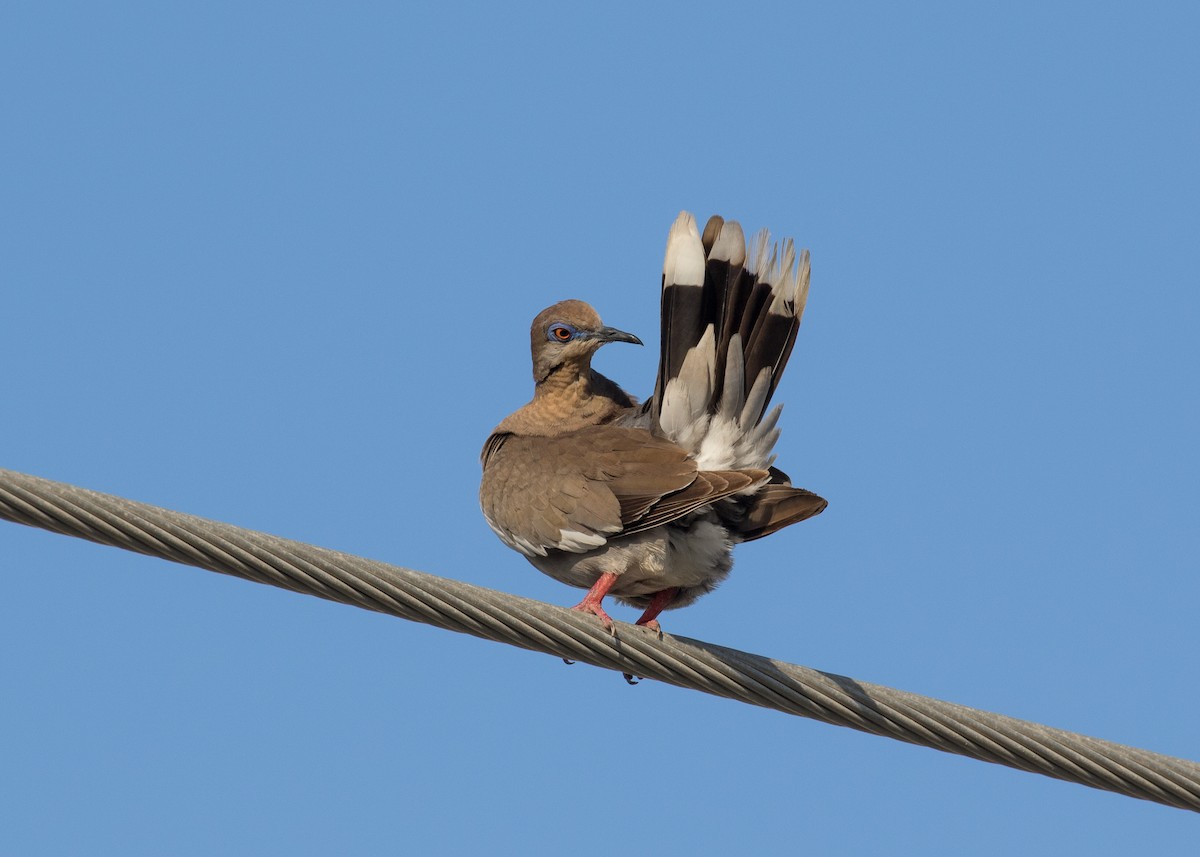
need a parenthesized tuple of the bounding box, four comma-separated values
(638, 619, 664, 640)
(623, 673, 640, 685)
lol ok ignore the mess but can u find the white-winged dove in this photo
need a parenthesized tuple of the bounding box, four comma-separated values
(480, 212, 826, 631)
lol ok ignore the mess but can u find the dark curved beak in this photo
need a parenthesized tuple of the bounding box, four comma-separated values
(592, 325, 643, 346)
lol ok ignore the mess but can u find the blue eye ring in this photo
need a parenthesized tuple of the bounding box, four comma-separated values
(547, 323, 576, 342)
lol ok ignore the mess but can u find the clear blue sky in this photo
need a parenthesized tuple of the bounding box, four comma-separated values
(3, 3, 1197, 854)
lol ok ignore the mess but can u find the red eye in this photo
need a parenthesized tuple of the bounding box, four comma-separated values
(549, 324, 574, 342)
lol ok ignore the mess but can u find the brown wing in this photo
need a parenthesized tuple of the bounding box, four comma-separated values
(479, 425, 767, 557)
(732, 466, 827, 541)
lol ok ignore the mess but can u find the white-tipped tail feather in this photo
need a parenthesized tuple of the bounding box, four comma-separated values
(709, 219, 746, 266)
(662, 211, 705, 288)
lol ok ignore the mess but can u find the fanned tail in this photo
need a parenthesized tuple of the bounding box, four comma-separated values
(653, 211, 812, 473)
(650, 210, 825, 540)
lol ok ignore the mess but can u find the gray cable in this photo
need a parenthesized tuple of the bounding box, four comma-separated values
(1, 467, 1196, 812)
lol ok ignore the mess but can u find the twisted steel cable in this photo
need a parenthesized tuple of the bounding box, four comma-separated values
(2, 467, 1197, 811)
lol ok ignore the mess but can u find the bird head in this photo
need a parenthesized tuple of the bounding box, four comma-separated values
(529, 300, 642, 383)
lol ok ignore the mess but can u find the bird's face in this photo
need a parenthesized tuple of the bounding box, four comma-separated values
(530, 300, 642, 382)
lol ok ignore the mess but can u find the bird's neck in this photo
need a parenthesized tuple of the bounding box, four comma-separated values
(534, 358, 599, 399)
(498, 362, 634, 437)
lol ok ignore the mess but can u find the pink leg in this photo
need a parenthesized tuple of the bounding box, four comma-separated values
(634, 587, 679, 633)
(570, 572, 619, 631)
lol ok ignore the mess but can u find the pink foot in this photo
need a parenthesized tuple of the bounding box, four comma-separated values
(570, 572, 619, 633)
(634, 587, 679, 636)
(570, 598, 615, 631)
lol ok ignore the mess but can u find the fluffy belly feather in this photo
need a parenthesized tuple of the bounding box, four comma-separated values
(529, 512, 735, 610)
